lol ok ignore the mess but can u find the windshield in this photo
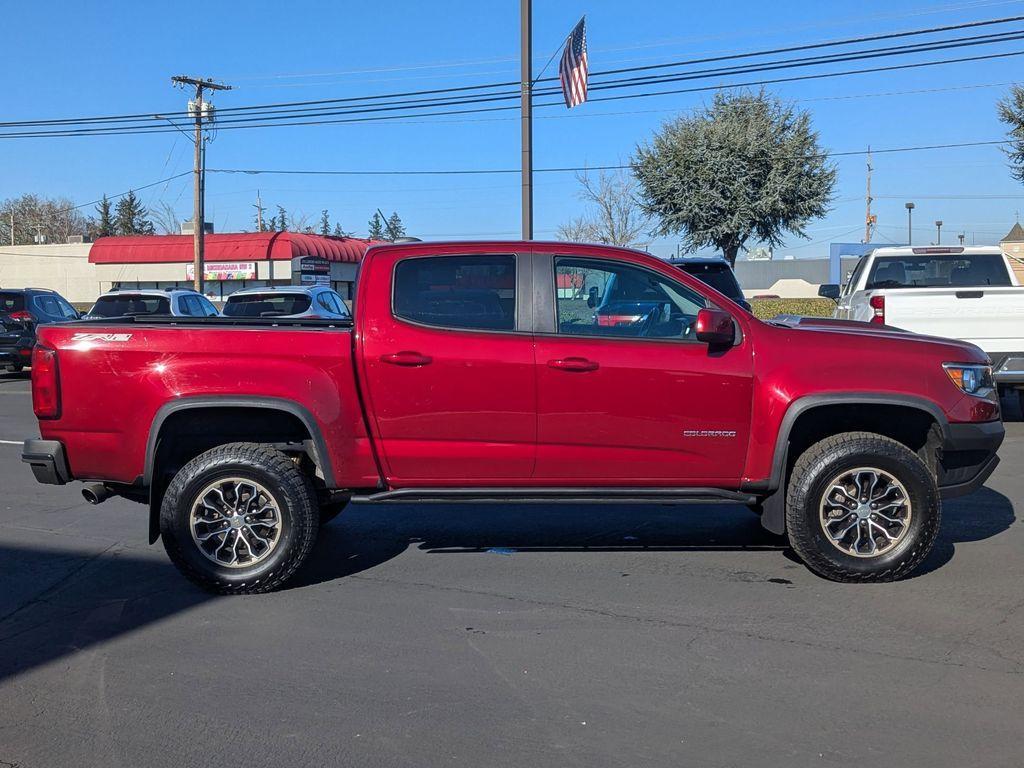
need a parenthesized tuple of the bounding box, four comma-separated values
(89, 294, 170, 317)
(0, 293, 26, 314)
(223, 293, 313, 317)
(866, 254, 1011, 289)
(675, 262, 743, 300)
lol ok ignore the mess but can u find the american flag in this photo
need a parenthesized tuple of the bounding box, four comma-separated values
(559, 18, 588, 109)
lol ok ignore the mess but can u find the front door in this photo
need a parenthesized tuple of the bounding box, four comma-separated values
(358, 250, 536, 485)
(533, 253, 753, 486)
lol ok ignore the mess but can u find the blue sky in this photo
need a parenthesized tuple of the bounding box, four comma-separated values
(3, 0, 1024, 257)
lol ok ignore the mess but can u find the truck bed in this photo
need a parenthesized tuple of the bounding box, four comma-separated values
(33, 319, 379, 489)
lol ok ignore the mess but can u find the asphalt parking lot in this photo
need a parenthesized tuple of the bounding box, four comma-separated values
(0, 369, 1021, 768)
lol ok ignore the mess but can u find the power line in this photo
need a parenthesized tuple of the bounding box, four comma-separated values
(3, 14, 1024, 133)
(204, 138, 1012, 179)
(5, 44, 1024, 140)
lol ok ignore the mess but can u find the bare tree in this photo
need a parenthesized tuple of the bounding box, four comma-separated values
(556, 215, 598, 243)
(0, 193, 90, 245)
(151, 202, 182, 235)
(557, 170, 648, 247)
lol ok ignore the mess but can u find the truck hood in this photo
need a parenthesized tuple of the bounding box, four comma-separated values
(766, 314, 989, 363)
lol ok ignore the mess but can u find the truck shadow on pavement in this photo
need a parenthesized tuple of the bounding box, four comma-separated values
(293, 485, 1016, 587)
(0, 487, 1012, 682)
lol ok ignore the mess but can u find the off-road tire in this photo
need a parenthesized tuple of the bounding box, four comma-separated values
(786, 432, 940, 582)
(160, 442, 319, 594)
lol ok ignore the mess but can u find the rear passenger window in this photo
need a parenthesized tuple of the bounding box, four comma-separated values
(393, 255, 516, 331)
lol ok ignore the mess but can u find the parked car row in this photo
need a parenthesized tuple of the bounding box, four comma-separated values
(0, 284, 352, 372)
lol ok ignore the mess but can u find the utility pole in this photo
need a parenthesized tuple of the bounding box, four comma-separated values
(863, 146, 875, 243)
(905, 202, 915, 245)
(935, 220, 943, 245)
(253, 190, 265, 232)
(171, 75, 232, 293)
(520, 0, 533, 240)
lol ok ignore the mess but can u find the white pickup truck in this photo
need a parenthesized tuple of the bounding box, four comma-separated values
(818, 246, 1024, 395)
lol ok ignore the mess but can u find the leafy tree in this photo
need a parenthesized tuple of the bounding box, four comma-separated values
(556, 170, 648, 247)
(276, 205, 288, 231)
(113, 190, 154, 236)
(95, 195, 115, 237)
(633, 89, 835, 265)
(319, 209, 331, 236)
(998, 85, 1024, 183)
(384, 211, 406, 241)
(368, 212, 385, 240)
(0, 193, 90, 245)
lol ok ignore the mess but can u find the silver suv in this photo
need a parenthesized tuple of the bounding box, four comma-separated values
(222, 285, 351, 320)
(86, 288, 219, 319)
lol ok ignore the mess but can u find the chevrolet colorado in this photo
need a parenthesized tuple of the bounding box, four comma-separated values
(21, 242, 1004, 592)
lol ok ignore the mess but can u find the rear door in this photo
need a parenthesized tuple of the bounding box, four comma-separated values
(357, 249, 536, 484)
(532, 251, 754, 485)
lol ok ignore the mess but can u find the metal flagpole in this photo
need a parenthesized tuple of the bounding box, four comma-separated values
(520, 0, 533, 240)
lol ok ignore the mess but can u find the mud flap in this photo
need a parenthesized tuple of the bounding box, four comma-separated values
(759, 487, 786, 535)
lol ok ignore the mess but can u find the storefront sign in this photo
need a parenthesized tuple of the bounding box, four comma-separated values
(291, 255, 331, 286)
(185, 262, 257, 281)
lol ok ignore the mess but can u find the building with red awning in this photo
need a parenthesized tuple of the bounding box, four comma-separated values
(88, 231, 378, 300)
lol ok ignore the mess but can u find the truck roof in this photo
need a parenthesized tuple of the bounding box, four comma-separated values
(866, 246, 1003, 258)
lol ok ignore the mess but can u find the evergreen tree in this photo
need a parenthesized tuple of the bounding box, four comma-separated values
(384, 211, 406, 241)
(633, 89, 835, 266)
(113, 190, 155, 236)
(367, 212, 385, 240)
(95, 195, 114, 237)
(319, 209, 331, 236)
(267, 214, 278, 231)
(276, 206, 288, 231)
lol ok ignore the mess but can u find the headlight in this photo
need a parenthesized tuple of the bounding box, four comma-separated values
(943, 363, 993, 395)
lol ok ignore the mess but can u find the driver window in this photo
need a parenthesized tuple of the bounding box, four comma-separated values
(554, 257, 707, 341)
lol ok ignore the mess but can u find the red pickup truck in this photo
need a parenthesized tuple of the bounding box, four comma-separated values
(21, 242, 1003, 592)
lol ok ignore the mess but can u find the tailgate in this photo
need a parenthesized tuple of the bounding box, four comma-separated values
(882, 287, 1024, 352)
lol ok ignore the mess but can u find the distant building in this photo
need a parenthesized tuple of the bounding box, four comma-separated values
(998, 222, 1024, 284)
(0, 231, 379, 304)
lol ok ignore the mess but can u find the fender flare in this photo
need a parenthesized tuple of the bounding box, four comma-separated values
(754, 393, 950, 536)
(144, 396, 336, 544)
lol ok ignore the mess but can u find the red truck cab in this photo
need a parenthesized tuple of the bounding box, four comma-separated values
(22, 242, 1003, 592)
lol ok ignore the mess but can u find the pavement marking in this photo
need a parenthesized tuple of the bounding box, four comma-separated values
(0, 440, 23, 445)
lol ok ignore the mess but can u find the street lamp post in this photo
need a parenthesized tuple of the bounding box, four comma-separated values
(935, 220, 943, 245)
(905, 202, 915, 245)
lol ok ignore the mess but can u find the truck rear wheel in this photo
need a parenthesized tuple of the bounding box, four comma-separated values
(785, 432, 939, 582)
(159, 442, 319, 594)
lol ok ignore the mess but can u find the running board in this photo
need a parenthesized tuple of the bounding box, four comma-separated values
(351, 487, 756, 505)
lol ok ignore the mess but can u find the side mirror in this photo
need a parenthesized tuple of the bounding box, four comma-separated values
(586, 286, 599, 309)
(818, 284, 841, 301)
(695, 308, 735, 346)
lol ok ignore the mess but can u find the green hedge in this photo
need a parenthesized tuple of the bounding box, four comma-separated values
(749, 298, 834, 320)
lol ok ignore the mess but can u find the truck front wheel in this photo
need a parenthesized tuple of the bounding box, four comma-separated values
(785, 432, 939, 582)
(159, 443, 319, 594)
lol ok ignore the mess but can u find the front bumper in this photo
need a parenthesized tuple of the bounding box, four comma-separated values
(21, 439, 70, 485)
(938, 420, 1004, 499)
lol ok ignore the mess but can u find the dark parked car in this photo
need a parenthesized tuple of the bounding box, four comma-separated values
(668, 257, 752, 312)
(0, 288, 79, 372)
(589, 257, 750, 333)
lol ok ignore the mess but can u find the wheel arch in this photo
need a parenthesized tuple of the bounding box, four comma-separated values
(145, 397, 335, 544)
(754, 393, 948, 536)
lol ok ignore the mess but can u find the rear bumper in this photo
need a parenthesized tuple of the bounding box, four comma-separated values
(21, 439, 71, 485)
(990, 352, 1024, 385)
(938, 420, 1004, 498)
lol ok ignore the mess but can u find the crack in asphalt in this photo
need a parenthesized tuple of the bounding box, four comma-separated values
(349, 572, 1023, 676)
